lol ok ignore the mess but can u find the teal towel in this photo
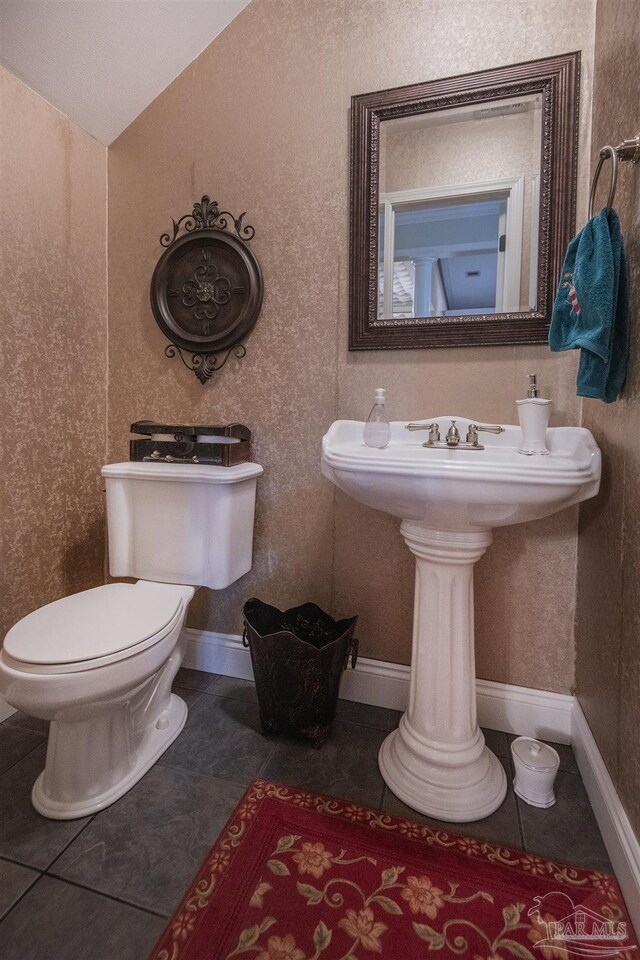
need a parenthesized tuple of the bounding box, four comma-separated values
(548, 208, 629, 403)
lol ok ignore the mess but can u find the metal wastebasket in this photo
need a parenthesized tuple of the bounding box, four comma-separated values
(242, 598, 358, 747)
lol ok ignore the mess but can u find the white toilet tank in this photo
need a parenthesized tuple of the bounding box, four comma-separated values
(101, 461, 263, 589)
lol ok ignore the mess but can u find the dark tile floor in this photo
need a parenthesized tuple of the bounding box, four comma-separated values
(0, 669, 612, 960)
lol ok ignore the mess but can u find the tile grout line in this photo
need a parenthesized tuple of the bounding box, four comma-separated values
(255, 737, 280, 779)
(42, 814, 97, 874)
(36, 872, 170, 921)
(0, 870, 41, 926)
(0, 853, 46, 870)
(1, 720, 48, 736)
(508, 752, 527, 851)
(154, 752, 252, 790)
(0, 737, 48, 778)
(206, 694, 397, 735)
(514, 794, 527, 852)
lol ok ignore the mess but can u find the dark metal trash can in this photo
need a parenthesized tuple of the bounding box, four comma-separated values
(242, 598, 358, 748)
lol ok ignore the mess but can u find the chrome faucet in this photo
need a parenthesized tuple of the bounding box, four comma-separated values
(406, 419, 504, 450)
(446, 421, 461, 446)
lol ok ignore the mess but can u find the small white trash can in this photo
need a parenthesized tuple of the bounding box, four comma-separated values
(511, 736, 560, 808)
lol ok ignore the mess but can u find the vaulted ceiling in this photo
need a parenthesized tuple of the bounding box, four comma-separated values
(0, 0, 252, 144)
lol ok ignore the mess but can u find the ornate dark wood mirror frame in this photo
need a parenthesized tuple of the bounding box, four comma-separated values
(349, 52, 580, 350)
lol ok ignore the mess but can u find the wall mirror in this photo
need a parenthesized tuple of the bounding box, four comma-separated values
(349, 53, 580, 350)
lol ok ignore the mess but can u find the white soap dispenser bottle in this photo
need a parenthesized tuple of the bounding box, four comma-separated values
(517, 374, 551, 455)
(363, 387, 391, 449)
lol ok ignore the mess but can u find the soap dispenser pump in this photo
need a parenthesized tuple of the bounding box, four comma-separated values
(517, 374, 551, 455)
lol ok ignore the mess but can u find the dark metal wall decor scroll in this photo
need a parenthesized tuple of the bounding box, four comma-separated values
(150, 195, 263, 383)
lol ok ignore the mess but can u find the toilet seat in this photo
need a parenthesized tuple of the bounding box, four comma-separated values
(3, 582, 186, 674)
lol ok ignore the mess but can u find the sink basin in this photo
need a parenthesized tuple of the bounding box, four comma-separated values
(322, 416, 601, 822)
(322, 416, 601, 531)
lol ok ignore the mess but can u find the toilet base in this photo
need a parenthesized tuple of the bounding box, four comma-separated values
(32, 693, 187, 820)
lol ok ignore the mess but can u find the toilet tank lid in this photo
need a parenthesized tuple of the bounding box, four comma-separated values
(4, 583, 186, 666)
(101, 461, 263, 482)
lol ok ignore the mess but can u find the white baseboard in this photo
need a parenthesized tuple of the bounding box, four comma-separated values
(183, 626, 640, 930)
(184, 629, 255, 682)
(476, 678, 573, 744)
(0, 698, 17, 722)
(182, 627, 573, 741)
(572, 701, 640, 933)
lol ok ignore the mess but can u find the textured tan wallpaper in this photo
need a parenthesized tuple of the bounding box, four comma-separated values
(107, 0, 597, 692)
(0, 66, 107, 638)
(575, 0, 640, 834)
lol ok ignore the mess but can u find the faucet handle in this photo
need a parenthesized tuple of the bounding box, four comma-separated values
(406, 422, 441, 443)
(474, 423, 505, 434)
(466, 423, 505, 445)
(406, 422, 436, 431)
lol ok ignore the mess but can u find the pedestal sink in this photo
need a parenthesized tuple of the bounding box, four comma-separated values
(322, 416, 600, 822)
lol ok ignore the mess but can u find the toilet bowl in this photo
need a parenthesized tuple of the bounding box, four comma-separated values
(0, 581, 193, 818)
(0, 460, 263, 819)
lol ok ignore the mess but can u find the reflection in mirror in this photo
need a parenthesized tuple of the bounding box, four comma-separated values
(350, 53, 580, 349)
(377, 95, 542, 320)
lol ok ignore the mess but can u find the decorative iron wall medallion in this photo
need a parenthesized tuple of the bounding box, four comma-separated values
(151, 195, 263, 383)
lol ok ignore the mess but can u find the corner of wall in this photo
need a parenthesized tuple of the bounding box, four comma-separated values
(103, 143, 110, 585)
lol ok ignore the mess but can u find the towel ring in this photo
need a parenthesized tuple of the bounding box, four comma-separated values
(588, 135, 640, 219)
(588, 145, 617, 219)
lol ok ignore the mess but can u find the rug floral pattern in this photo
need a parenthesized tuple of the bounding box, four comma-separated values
(149, 779, 637, 960)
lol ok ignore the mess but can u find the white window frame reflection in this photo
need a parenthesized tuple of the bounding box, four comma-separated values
(378, 177, 526, 320)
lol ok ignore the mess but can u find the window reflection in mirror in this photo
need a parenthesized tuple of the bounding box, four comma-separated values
(377, 94, 542, 321)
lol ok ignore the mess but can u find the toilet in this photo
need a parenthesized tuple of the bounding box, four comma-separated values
(0, 459, 263, 820)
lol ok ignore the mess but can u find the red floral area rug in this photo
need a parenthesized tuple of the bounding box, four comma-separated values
(149, 778, 637, 960)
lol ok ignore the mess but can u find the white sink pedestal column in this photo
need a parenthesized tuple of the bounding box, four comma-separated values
(379, 521, 507, 822)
